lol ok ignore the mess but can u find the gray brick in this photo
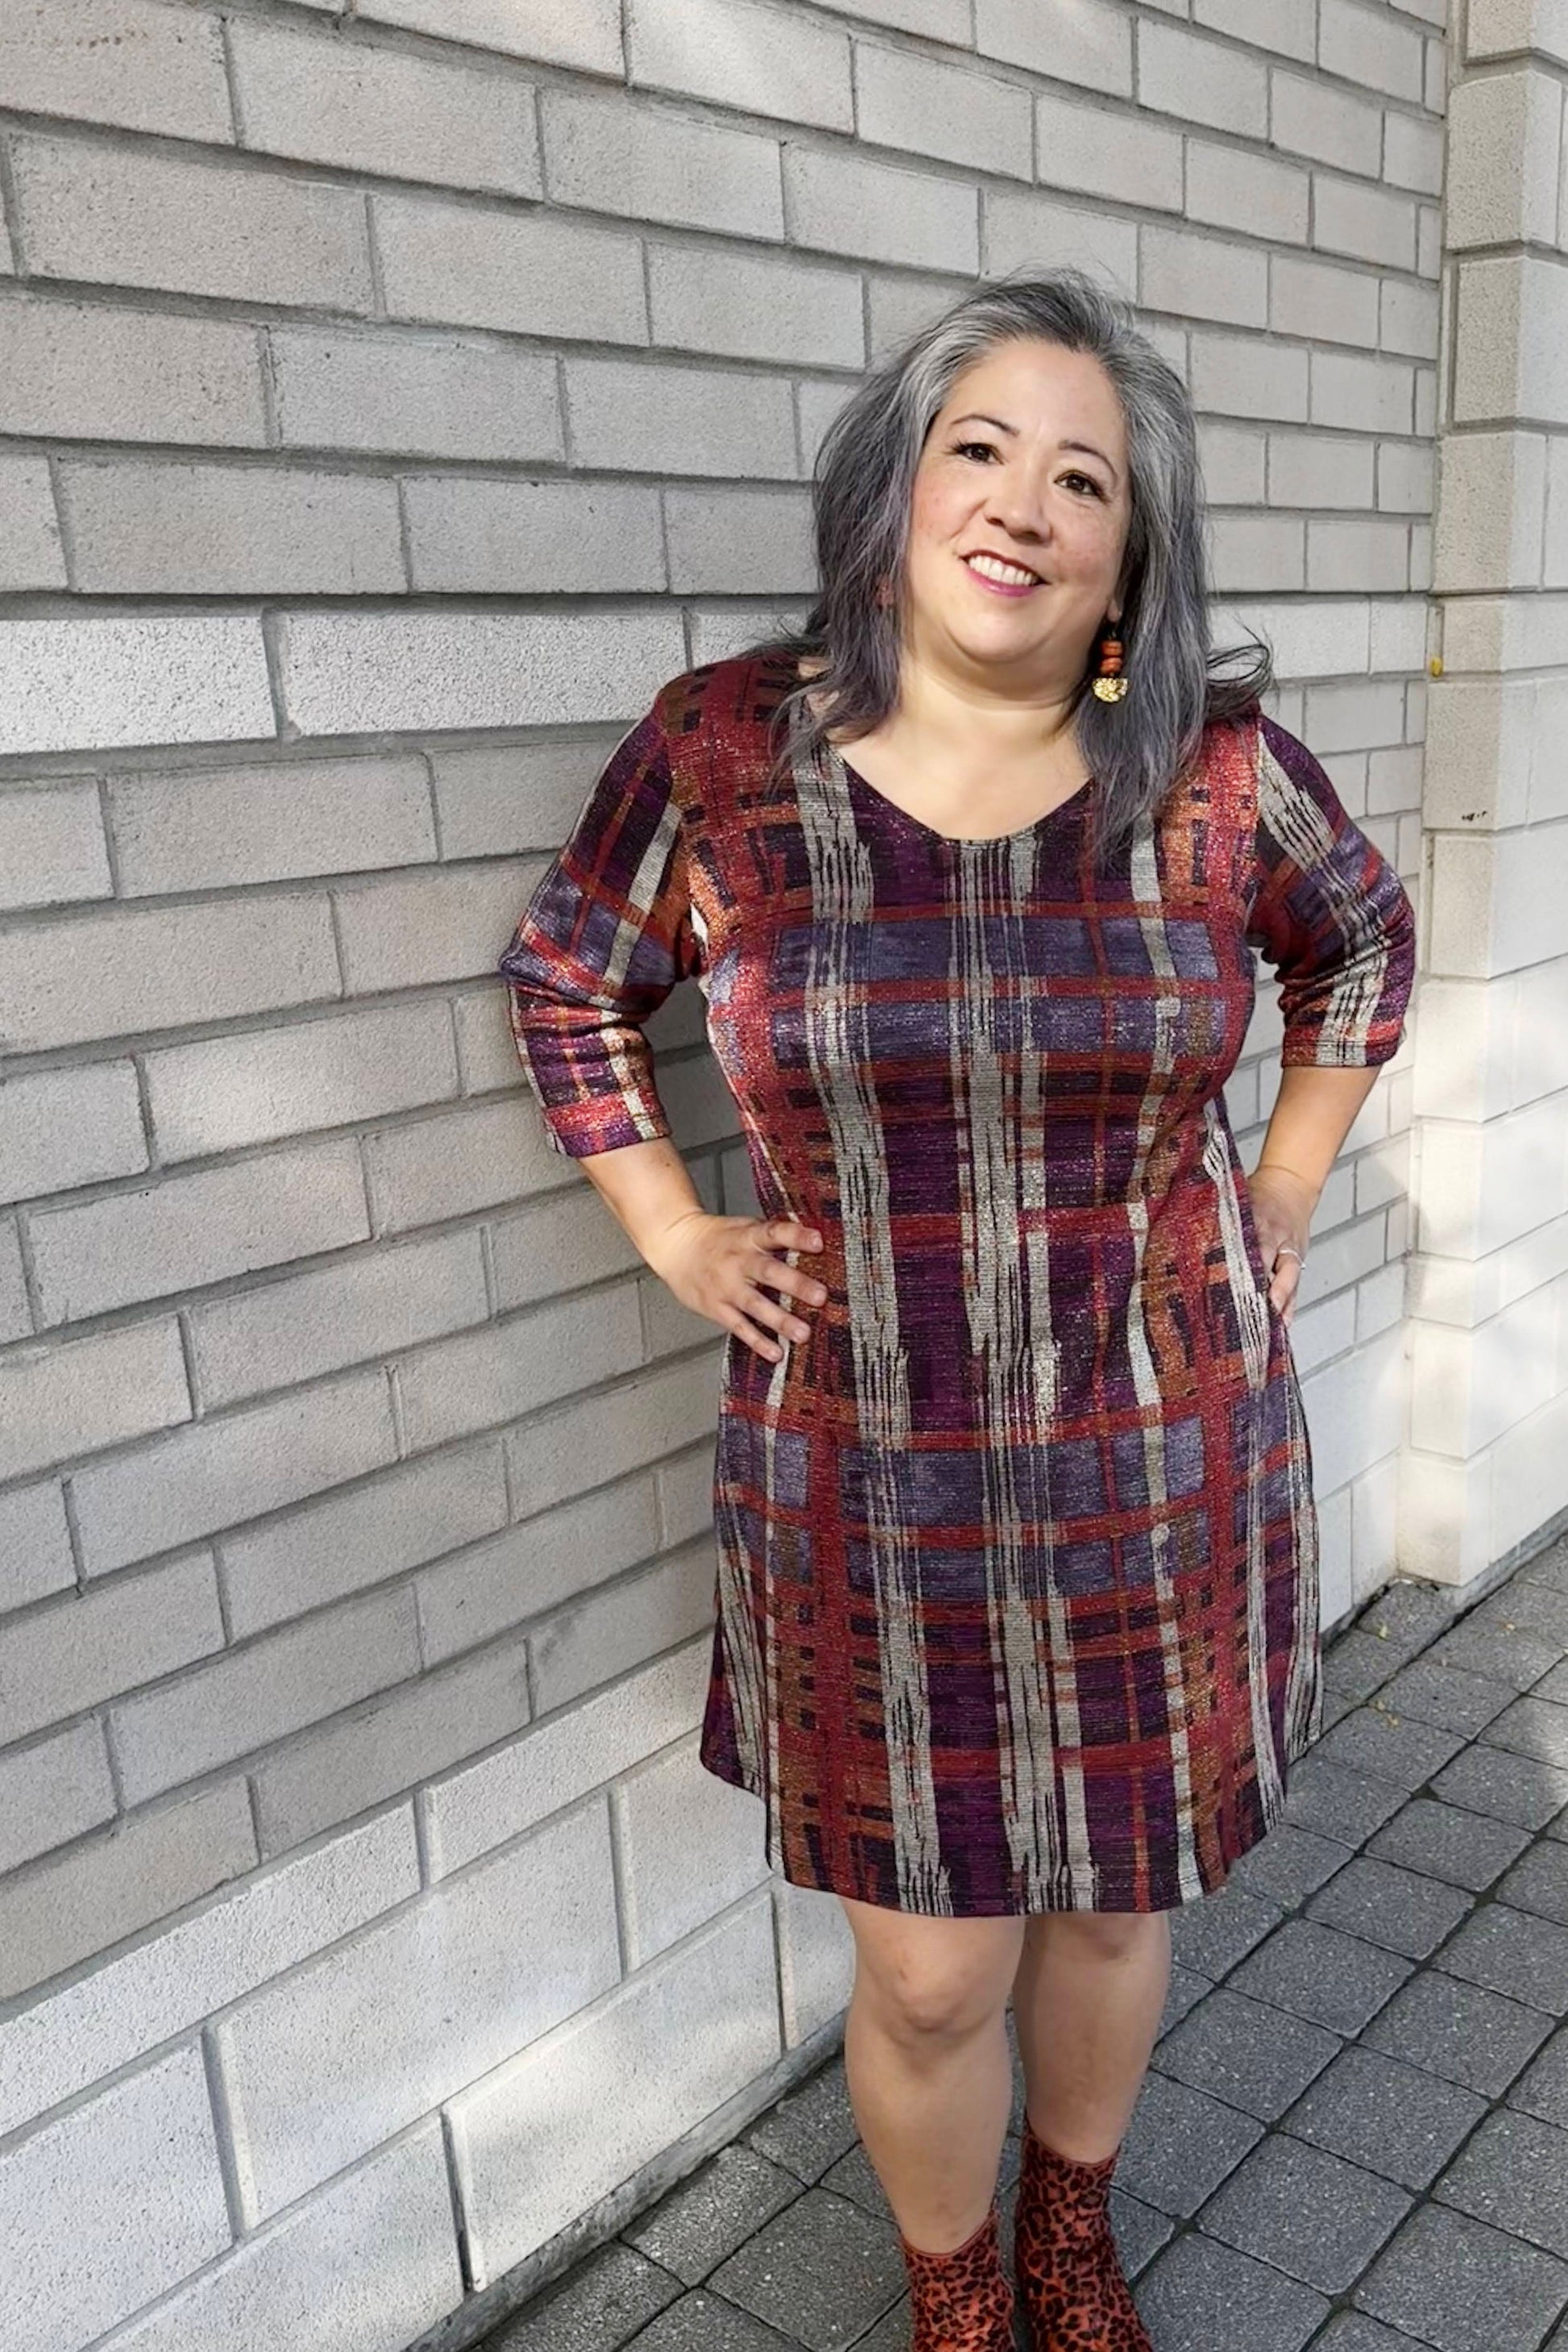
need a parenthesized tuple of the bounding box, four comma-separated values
(271, 326, 562, 462)
(0, 1317, 189, 1487)
(490, 1180, 645, 1312)
(822, 0, 969, 32)
(375, 189, 645, 342)
(112, 1586, 420, 1806)
(0, 1043, 144, 1205)
(363, 1096, 553, 1234)
(404, 475, 664, 594)
(72, 1364, 398, 1578)
(977, 0, 1131, 87)
(531, 1537, 716, 1711)
(148, 1001, 455, 1165)
(0, 1479, 74, 1615)
(1187, 139, 1311, 243)
(1194, 0, 1316, 60)
(230, 15, 541, 198)
(1315, 173, 1420, 272)
(648, 243, 863, 367)
(0, 889, 339, 1054)
(1270, 70, 1383, 176)
(854, 42, 1033, 179)
(665, 486, 815, 595)
(400, 1284, 645, 1454)
(1270, 255, 1382, 350)
(30, 1139, 369, 1326)
(0, 614, 274, 759)
(616, 1732, 769, 1964)
(0, 1217, 28, 1343)
(0, 1552, 222, 1748)
(353, 0, 623, 72)
(0, 1780, 256, 2003)
(0, 297, 267, 446)
(1138, 19, 1269, 136)
(416, 1471, 662, 1664)
(0, 454, 65, 589)
(10, 132, 375, 313)
(333, 857, 534, 992)
(504, 1351, 718, 1521)
(433, 728, 624, 855)
(0, 1719, 114, 1878)
(1191, 328, 1310, 423)
(783, 144, 978, 272)
(0, 0, 233, 141)
(1141, 226, 1270, 329)
(194, 1226, 487, 1409)
(222, 1437, 504, 1639)
(253, 1632, 531, 1852)
(566, 357, 797, 479)
(0, 780, 111, 912)
(628, 0, 852, 132)
(1035, 90, 1184, 210)
(1319, 0, 1426, 101)
(981, 188, 1138, 284)
(110, 753, 435, 897)
(58, 458, 405, 596)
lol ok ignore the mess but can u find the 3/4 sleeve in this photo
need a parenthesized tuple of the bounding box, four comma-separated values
(496, 703, 703, 1159)
(1244, 713, 1417, 1068)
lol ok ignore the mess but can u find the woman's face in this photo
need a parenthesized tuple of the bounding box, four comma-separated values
(901, 336, 1130, 695)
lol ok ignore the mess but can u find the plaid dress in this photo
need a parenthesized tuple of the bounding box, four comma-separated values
(498, 650, 1417, 1914)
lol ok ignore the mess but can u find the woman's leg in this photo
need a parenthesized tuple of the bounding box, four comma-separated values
(837, 1894, 1026, 2251)
(1010, 1911, 1172, 2158)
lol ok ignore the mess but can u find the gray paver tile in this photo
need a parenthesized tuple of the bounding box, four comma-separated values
(1153, 1983, 1342, 2122)
(1478, 1580, 1568, 1647)
(1304, 1852, 1474, 1959)
(1224, 1821, 1356, 1908)
(1375, 1653, 1516, 1739)
(744, 2060, 861, 2185)
(1483, 1694, 1568, 1773)
(1433, 2105, 1568, 2259)
(1311, 1703, 1467, 1791)
(1226, 1917, 1414, 2036)
(707, 2188, 905, 2352)
(1155, 1959, 1214, 2035)
(1434, 1901, 1568, 2014)
(1282, 1753, 1408, 1847)
(1323, 1627, 1406, 1707)
(1430, 1740, 1568, 1829)
(1352, 2201, 1568, 2352)
(1354, 1578, 1458, 1657)
(1165, 1881, 1283, 1980)
(1520, 1545, 1568, 1595)
(622, 2292, 798, 2350)
(1426, 1616, 1563, 1693)
(1313, 2316, 1440, 2348)
(487, 2241, 683, 2352)
(1365, 1794, 1533, 1893)
(624, 2145, 804, 2286)
(1508, 2020, 1568, 2126)
(1282, 2043, 1488, 2191)
(1135, 2226, 1329, 2352)
(1495, 1838, 1568, 1927)
(1363, 1967, 1555, 2098)
(1115, 2067, 1265, 2217)
(1194, 2127, 1411, 2291)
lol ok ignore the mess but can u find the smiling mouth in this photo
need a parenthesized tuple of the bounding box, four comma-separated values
(963, 552, 1046, 587)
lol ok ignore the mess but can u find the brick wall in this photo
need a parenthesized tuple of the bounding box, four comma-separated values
(0, 1, 1439, 2344)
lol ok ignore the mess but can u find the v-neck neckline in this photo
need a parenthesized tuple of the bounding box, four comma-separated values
(828, 740, 1096, 850)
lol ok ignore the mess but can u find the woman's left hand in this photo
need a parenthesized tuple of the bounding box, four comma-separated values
(1247, 1162, 1317, 1327)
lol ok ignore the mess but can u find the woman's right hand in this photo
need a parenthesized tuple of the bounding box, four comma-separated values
(648, 1212, 828, 1363)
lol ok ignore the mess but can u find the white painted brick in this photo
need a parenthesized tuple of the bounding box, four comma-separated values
(1211, 512, 1305, 591)
(664, 486, 815, 595)
(854, 43, 1033, 179)
(981, 190, 1137, 288)
(0, 2047, 229, 2352)
(0, 780, 111, 911)
(774, 1880, 854, 2046)
(1034, 92, 1183, 211)
(30, 1139, 370, 1326)
(229, 15, 541, 199)
(0, 297, 267, 446)
(332, 858, 533, 992)
(532, 1537, 717, 1711)
(648, 243, 864, 367)
(72, 1366, 398, 1579)
(783, 144, 978, 273)
(397, 1287, 645, 1454)
(1381, 275, 1441, 361)
(1141, 227, 1269, 330)
(253, 1633, 532, 1853)
(0, 1479, 74, 1615)
(0, 890, 339, 1054)
(425, 1632, 706, 1875)
(1190, 330, 1309, 424)
(1313, 172, 1418, 272)
(1199, 421, 1267, 505)
(10, 133, 375, 313)
(0, 454, 65, 589)
(0, 1719, 114, 1878)
(102, 2126, 459, 2352)
(404, 475, 664, 595)
(375, 190, 645, 342)
(0, 615, 274, 759)
(1309, 516, 1412, 594)
(1318, 0, 1426, 100)
(1192, 0, 1316, 59)
(1137, 20, 1268, 135)
(450, 1892, 779, 2284)
(1298, 1323, 1406, 1495)
(1450, 73, 1559, 254)
(109, 753, 434, 897)
(504, 1352, 719, 1522)
(0, 1318, 189, 1486)
(112, 1587, 420, 1807)
(194, 1226, 487, 1410)
(58, 458, 406, 596)
(615, 1731, 769, 1965)
(430, 733, 621, 858)
(824, 0, 969, 33)
(143, 1002, 450, 1167)
(271, 326, 562, 463)
(628, 0, 852, 131)
(0, 1780, 256, 2003)
(1469, 0, 1568, 65)
(0, 1217, 29, 1343)
(216, 1799, 622, 2220)
(1268, 429, 1377, 509)
(796, 376, 856, 472)
(542, 87, 782, 240)
(1185, 141, 1311, 244)
(1269, 254, 1381, 348)
(1383, 105, 1446, 201)
(353, 0, 623, 73)
(566, 358, 797, 480)
(0, 0, 232, 142)
(0, 1553, 222, 1748)
(1454, 258, 1568, 432)
(1312, 348, 1417, 435)
(684, 595, 812, 666)
(415, 1472, 662, 1665)
(1268, 72, 1383, 176)
(278, 608, 687, 738)
(363, 1097, 555, 1234)
(491, 1182, 644, 1311)
(977, 0, 1132, 91)
(0, 1810, 419, 2142)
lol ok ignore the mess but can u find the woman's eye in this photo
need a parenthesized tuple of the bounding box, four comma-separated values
(953, 440, 997, 462)
(1063, 471, 1103, 497)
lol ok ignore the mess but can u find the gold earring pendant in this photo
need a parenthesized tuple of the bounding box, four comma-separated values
(1092, 626, 1128, 703)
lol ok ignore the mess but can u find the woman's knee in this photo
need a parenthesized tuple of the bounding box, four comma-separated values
(840, 1898, 1022, 2043)
(1023, 1908, 1170, 1965)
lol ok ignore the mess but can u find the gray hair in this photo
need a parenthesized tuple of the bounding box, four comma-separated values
(742, 264, 1272, 873)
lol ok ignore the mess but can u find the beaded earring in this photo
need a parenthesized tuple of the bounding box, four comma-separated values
(1091, 620, 1128, 703)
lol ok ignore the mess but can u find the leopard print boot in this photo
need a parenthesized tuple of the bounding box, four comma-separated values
(1013, 2118, 1153, 2352)
(898, 2196, 1018, 2350)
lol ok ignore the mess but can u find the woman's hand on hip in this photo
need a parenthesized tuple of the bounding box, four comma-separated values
(647, 1212, 827, 1363)
(1247, 1163, 1317, 1326)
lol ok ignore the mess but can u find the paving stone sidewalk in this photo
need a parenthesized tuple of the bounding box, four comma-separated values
(479, 1542, 1568, 2352)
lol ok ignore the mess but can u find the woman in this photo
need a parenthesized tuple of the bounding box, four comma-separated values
(497, 268, 1417, 2352)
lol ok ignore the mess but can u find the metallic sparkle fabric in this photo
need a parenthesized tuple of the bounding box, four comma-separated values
(497, 651, 1417, 1914)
